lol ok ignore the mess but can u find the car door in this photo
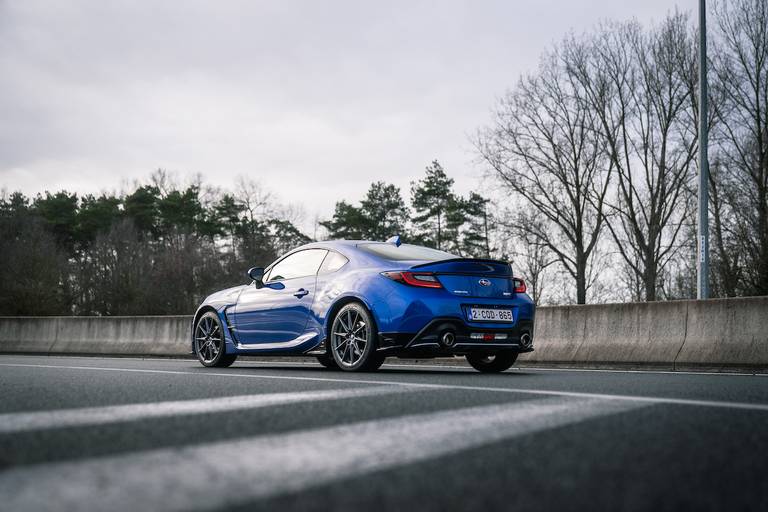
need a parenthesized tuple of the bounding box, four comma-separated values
(232, 249, 328, 346)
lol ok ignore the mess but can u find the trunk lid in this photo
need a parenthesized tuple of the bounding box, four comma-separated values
(410, 258, 514, 299)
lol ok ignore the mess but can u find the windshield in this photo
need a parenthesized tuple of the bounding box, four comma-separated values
(357, 243, 458, 262)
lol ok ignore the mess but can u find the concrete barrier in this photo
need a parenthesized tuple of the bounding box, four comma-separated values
(0, 316, 192, 357)
(675, 297, 768, 371)
(0, 297, 766, 370)
(0, 317, 60, 354)
(518, 297, 768, 371)
(519, 300, 690, 369)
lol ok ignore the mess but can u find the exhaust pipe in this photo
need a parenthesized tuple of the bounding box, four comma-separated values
(520, 332, 532, 348)
(440, 330, 456, 347)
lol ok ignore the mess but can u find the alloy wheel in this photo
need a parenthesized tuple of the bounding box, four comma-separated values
(331, 308, 369, 368)
(195, 315, 222, 364)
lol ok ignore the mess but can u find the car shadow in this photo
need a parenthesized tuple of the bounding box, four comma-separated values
(227, 362, 537, 377)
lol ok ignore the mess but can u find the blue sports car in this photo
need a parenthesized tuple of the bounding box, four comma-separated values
(192, 237, 535, 372)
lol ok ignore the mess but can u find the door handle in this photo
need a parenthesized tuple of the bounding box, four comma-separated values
(293, 288, 309, 298)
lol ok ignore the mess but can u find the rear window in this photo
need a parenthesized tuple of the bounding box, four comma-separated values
(319, 251, 348, 274)
(357, 243, 458, 262)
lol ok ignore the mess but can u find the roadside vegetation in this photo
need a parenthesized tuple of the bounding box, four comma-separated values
(0, 171, 310, 315)
(0, 165, 490, 315)
(476, 0, 768, 303)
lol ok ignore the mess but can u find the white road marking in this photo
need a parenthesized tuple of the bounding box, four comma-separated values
(0, 396, 645, 512)
(3, 354, 766, 376)
(508, 365, 768, 377)
(2, 361, 768, 412)
(0, 386, 403, 434)
(239, 359, 768, 377)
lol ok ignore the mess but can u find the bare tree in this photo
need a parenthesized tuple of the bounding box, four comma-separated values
(712, 0, 768, 295)
(566, 14, 698, 302)
(149, 168, 179, 197)
(707, 158, 743, 296)
(234, 175, 274, 223)
(75, 219, 153, 315)
(477, 45, 612, 304)
(491, 207, 555, 304)
(510, 221, 557, 304)
(0, 216, 71, 315)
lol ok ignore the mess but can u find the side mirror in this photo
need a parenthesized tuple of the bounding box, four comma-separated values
(247, 267, 265, 288)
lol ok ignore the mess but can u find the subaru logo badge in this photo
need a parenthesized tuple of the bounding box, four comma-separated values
(478, 279, 491, 287)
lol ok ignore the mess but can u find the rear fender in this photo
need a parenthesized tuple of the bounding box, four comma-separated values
(324, 293, 375, 328)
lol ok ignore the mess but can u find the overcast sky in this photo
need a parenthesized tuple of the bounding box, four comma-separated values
(1, 0, 685, 228)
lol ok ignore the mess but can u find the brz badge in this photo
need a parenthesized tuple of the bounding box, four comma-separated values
(478, 279, 491, 287)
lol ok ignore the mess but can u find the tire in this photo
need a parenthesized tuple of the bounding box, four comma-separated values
(194, 311, 237, 368)
(316, 354, 339, 369)
(466, 352, 518, 373)
(329, 303, 385, 372)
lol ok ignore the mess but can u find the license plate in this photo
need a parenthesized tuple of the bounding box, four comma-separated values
(468, 307, 514, 322)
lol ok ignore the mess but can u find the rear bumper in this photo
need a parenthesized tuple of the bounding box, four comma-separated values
(378, 316, 534, 357)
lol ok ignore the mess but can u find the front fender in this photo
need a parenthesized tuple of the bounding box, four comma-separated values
(191, 285, 245, 354)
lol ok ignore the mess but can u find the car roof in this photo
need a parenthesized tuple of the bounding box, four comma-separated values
(295, 240, 378, 250)
(292, 240, 461, 264)
(272, 240, 384, 267)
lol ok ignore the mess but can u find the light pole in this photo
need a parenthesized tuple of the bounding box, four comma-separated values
(697, 0, 710, 299)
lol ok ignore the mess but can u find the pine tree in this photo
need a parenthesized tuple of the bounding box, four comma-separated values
(359, 181, 409, 241)
(459, 192, 493, 258)
(410, 160, 457, 250)
(321, 182, 410, 241)
(320, 201, 368, 239)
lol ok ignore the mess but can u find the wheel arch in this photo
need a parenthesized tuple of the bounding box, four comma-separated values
(191, 306, 219, 354)
(325, 295, 379, 333)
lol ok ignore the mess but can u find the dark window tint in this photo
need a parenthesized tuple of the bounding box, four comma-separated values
(357, 243, 458, 262)
(319, 251, 348, 274)
(266, 249, 327, 281)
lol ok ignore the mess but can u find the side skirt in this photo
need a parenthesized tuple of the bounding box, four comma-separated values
(233, 332, 323, 354)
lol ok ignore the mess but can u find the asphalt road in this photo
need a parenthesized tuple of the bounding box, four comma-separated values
(0, 355, 766, 511)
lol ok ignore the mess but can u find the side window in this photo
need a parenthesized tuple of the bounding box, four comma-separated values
(265, 249, 327, 282)
(319, 251, 349, 274)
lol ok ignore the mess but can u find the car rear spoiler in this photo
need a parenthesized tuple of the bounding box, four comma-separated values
(409, 258, 512, 276)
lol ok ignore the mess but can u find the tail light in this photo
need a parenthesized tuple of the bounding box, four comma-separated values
(381, 271, 443, 289)
(513, 278, 526, 293)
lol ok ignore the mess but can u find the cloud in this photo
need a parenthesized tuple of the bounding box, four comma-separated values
(0, 0, 682, 229)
